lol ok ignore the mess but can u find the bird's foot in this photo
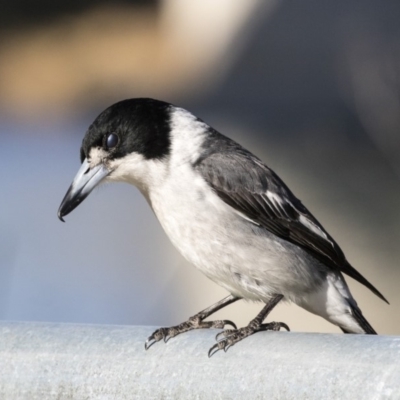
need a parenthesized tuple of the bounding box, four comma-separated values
(208, 321, 290, 357)
(145, 315, 237, 350)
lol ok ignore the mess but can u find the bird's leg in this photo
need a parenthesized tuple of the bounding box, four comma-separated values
(145, 294, 240, 350)
(208, 294, 289, 357)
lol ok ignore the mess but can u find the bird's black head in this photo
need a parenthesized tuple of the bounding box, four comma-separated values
(58, 98, 173, 221)
(81, 98, 172, 163)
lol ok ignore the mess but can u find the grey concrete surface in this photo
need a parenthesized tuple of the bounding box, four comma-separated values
(0, 321, 399, 399)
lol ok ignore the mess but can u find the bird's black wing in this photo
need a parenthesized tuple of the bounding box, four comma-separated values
(195, 134, 388, 303)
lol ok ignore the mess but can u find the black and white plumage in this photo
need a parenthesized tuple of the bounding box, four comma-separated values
(58, 98, 388, 354)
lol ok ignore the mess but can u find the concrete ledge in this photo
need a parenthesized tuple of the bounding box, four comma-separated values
(0, 321, 399, 399)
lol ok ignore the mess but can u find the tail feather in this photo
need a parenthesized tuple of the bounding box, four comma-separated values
(341, 304, 377, 335)
(343, 261, 389, 305)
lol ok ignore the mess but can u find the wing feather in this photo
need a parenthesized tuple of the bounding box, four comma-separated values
(195, 135, 388, 303)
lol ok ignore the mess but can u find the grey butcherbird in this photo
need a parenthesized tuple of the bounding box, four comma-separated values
(58, 98, 388, 356)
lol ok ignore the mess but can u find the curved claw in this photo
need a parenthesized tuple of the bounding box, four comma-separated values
(145, 328, 168, 350)
(208, 342, 223, 358)
(223, 320, 237, 329)
(144, 337, 157, 350)
(280, 322, 290, 332)
(224, 343, 233, 353)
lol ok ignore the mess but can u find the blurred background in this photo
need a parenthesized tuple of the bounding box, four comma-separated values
(1, 0, 399, 335)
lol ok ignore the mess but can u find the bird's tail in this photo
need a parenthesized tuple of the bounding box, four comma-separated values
(341, 304, 377, 335)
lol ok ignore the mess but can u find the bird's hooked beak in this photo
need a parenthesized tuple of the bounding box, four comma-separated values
(58, 158, 110, 221)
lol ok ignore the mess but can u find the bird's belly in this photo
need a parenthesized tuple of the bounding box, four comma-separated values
(149, 185, 326, 302)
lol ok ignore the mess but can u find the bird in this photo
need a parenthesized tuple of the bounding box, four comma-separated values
(58, 98, 388, 357)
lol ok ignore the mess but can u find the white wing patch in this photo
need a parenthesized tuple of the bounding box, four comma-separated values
(265, 190, 290, 217)
(299, 214, 329, 241)
(232, 209, 260, 226)
(267, 190, 332, 244)
(265, 191, 284, 208)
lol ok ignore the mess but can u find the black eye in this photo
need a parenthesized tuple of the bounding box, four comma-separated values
(106, 133, 119, 149)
